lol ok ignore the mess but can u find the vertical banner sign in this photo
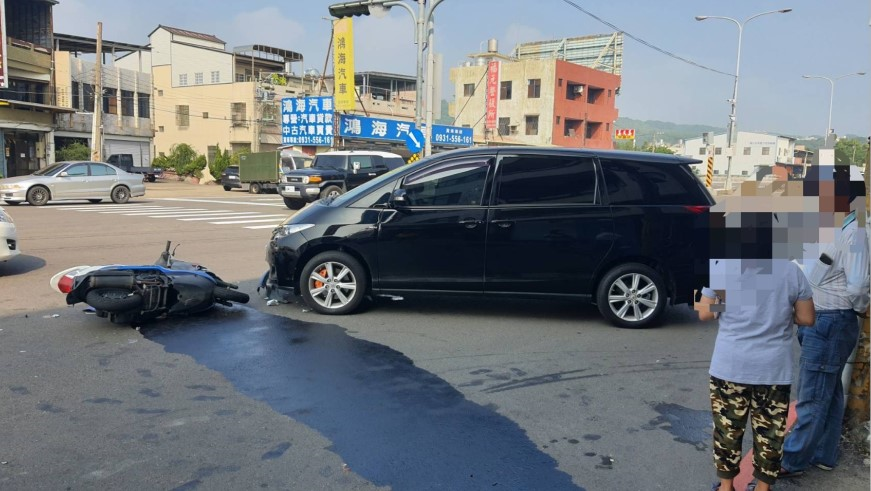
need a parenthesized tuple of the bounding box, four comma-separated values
(332, 18, 355, 111)
(0, 0, 8, 88)
(485, 60, 499, 130)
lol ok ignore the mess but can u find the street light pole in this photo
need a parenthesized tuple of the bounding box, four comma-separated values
(801, 72, 866, 143)
(695, 8, 792, 191)
(330, 0, 445, 156)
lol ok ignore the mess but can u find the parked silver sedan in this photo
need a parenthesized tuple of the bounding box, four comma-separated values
(0, 161, 146, 206)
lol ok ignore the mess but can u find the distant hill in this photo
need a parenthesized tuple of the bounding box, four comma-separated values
(617, 117, 865, 149)
(615, 117, 722, 145)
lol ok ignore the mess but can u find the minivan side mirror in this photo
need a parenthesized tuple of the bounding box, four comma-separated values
(390, 188, 408, 206)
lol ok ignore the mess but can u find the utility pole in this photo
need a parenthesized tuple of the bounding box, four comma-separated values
(90, 22, 103, 161)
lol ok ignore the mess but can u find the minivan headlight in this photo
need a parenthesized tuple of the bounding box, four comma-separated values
(274, 223, 314, 239)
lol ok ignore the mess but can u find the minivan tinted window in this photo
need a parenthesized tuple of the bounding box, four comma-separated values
(600, 159, 708, 205)
(402, 159, 490, 206)
(495, 155, 597, 205)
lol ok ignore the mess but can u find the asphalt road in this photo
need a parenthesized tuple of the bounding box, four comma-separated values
(1, 181, 867, 490)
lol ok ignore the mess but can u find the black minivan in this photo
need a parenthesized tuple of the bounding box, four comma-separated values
(265, 147, 714, 328)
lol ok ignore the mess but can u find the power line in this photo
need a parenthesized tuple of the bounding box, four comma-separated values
(558, 0, 733, 77)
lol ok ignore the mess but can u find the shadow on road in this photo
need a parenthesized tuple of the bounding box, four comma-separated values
(0, 254, 46, 276)
(142, 306, 583, 491)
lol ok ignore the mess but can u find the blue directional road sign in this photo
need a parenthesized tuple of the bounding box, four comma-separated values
(405, 128, 424, 153)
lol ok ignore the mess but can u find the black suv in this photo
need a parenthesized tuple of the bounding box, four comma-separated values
(220, 165, 241, 191)
(265, 147, 713, 328)
(279, 151, 405, 210)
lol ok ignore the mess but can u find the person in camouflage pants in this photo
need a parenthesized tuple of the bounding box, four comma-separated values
(710, 376, 791, 486)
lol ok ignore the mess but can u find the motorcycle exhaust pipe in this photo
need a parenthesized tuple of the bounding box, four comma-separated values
(88, 274, 136, 290)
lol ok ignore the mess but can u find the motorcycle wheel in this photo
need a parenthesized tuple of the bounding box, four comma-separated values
(213, 287, 250, 304)
(85, 288, 143, 313)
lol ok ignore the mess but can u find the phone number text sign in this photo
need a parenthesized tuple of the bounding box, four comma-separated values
(281, 96, 335, 146)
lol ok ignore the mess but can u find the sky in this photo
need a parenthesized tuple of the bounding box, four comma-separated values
(53, 0, 871, 138)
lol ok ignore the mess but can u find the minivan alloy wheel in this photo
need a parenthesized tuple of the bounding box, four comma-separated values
(607, 272, 658, 321)
(300, 251, 367, 314)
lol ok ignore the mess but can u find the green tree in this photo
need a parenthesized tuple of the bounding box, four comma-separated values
(55, 142, 91, 161)
(208, 144, 232, 179)
(834, 138, 870, 166)
(162, 143, 204, 178)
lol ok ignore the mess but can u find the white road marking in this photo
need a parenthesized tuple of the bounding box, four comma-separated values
(177, 214, 278, 221)
(98, 207, 190, 214)
(154, 198, 288, 207)
(245, 224, 282, 229)
(119, 208, 210, 216)
(208, 216, 288, 224)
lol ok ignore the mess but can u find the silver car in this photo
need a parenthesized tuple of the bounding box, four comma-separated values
(0, 161, 146, 206)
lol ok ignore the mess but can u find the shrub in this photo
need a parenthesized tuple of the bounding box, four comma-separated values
(208, 144, 232, 179)
(56, 142, 91, 162)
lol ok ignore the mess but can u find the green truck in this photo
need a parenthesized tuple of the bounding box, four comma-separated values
(238, 148, 313, 194)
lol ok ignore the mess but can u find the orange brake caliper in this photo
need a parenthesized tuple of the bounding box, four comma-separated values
(314, 268, 328, 289)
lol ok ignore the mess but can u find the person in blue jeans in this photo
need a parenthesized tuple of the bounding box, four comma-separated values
(780, 165, 869, 477)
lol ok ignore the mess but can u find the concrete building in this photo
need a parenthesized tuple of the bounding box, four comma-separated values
(115, 26, 307, 159)
(449, 42, 620, 149)
(682, 131, 797, 179)
(53, 34, 153, 165)
(1, 0, 75, 178)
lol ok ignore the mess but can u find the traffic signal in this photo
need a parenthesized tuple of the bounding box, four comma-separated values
(329, 1, 373, 18)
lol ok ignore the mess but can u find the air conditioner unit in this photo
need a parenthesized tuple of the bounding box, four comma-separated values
(573, 86, 584, 94)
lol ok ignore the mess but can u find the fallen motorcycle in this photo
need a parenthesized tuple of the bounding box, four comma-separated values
(50, 241, 249, 325)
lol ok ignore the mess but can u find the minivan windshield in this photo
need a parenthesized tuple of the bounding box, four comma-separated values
(33, 163, 68, 176)
(329, 165, 407, 207)
(312, 155, 346, 170)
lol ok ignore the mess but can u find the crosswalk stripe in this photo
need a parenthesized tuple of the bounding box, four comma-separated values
(55, 205, 164, 211)
(98, 207, 190, 214)
(245, 224, 282, 229)
(209, 217, 287, 225)
(119, 208, 209, 216)
(147, 210, 243, 218)
(177, 214, 275, 221)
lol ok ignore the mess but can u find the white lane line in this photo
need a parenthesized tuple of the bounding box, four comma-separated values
(209, 217, 287, 225)
(119, 208, 210, 216)
(245, 224, 282, 229)
(178, 214, 275, 221)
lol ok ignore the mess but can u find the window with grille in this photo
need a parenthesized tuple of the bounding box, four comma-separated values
(211, 71, 220, 83)
(231, 103, 246, 125)
(525, 115, 539, 135)
(463, 83, 475, 97)
(195, 72, 204, 85)
(179, 73, 188, 86)
(176, 105, 190, 127)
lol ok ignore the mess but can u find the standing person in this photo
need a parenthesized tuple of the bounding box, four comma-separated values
(779, 166, 869, 477)
(696, 195, 816, 491)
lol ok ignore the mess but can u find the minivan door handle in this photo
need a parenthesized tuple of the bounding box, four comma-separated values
(490, 219, 514, 229)
(458, 218, 482, 229)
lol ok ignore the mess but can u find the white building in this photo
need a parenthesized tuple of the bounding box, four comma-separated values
(682, 131, 796, 178)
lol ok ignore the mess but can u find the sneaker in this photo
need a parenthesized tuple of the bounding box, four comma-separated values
(814, 462, 834, 471)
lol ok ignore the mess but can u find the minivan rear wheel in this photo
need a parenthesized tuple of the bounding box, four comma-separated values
(596, 263, 665, 329)
(299, 251, 367, 315)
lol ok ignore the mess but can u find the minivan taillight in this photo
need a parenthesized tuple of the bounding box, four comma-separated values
(683, 205, 709, 214)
